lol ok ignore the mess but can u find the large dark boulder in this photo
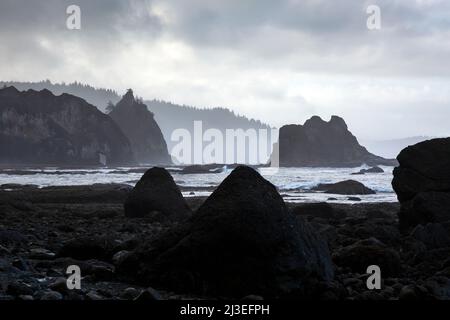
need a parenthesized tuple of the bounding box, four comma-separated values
(312, 180, 376, 195)
(392, 138, 450, 232)
(393, 138, 450, 202)
(0, 86, 134, 166)
(109, 90, 171, 165)
(124, 167, 191, 221)
(118, 166, 334, 297)
(278, 115, 397, 167)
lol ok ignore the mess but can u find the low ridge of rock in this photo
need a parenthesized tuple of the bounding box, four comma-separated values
(312, 180, 376, 195)
(352, 166, 384, 175)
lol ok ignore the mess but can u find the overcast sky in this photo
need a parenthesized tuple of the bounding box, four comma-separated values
(1, 0, 449, 140)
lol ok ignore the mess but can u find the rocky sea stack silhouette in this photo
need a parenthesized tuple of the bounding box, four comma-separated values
(0, 86, 134, 166)
(278, 115, 397, 167)
(109, 89, 171, 165)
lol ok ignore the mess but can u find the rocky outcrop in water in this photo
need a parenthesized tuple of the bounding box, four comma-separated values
(0, 86, 134, 166)
(352, 166, 384, 175)
(312, 180, 376, 195)
(118, 166, 334, 298)
(109, 90, 171, 165)
(392, 138, 450, 233)
(278, 116, 397, 167)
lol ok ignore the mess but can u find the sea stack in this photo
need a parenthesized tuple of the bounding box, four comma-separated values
(0, 86, 134, 166)
(109, 89, 171, 165)
(278, 115, 397, 167)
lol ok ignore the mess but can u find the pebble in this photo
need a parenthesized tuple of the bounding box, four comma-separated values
(40, 290, 64, 300)
(49, 277, 68, 293)
(121, 287, 140, 300)
(399, 285, 419, 300)
(134, 287, 161, 301)
(29, 248, 56, 260)
(86, 291, 103, 300)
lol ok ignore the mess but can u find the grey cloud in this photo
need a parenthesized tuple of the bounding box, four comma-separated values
(1, 0, 450, 77)
(152, 0, 450, 77)
(0, 0, 449, 139)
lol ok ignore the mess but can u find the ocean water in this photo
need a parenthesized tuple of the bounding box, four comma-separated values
(0, 166, 398, 203)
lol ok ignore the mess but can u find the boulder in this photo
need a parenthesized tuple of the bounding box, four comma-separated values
(312, 180, 375, 195)
(118, 166, 334, 297)
(134, 287, 161, 301)
(364, 166, 384, 173)
(393, 138, 450, 201)
(352, 166, 384, 175)
(278, 115, 397, 167)
(392, 138, 450, 232)
(124, 167, 192, 220)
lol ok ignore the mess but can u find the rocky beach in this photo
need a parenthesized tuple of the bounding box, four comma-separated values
(1, 157, 450, 300)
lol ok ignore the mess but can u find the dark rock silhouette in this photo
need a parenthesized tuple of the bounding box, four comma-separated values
(393, 138, 450, 233)
(278, 116, 397, 167)
(393, 138, 450, 201)
(180, 165, 216, 174)
(109, 89, 171, 165)
(124, 167, 191, 221)
(0, 86, 134, 166)
(312, 180, 376, 195)
(118, 166, 334, 297)
(352, 166, 384, 175)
